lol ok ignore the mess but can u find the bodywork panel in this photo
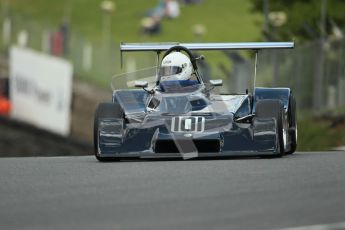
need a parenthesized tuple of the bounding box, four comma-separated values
(98, 88, 280, 159)
(254, 87, 291, 112)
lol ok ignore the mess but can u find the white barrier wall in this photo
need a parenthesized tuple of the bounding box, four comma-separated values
(9, 47, 73, 136)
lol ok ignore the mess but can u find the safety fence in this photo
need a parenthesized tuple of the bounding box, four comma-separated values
(0, 16, 157, 88)
(1, 16, 344, 114)
(255, 38, 345, 113)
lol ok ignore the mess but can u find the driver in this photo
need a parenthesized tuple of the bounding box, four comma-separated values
(158, 52, 199, 92)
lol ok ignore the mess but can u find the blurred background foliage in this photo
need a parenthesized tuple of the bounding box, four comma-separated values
(3, 0, 263, 88)
(7, 0, 262, 42)
(249, 0, 345, 42)
(1, 0, 345, 151)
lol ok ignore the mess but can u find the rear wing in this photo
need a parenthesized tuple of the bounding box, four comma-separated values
(119, 42, 295, 91)
(120, 42, 294, 52)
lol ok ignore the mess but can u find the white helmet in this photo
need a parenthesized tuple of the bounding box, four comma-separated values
(159, 52, 193, 82)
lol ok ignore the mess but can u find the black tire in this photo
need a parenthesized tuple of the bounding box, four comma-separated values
(286, 95, 297, 154)
(94, 102, 123, 162)
(256, 99, 285, 157)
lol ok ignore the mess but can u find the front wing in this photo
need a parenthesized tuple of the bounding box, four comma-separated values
(96, 114, 280, 159)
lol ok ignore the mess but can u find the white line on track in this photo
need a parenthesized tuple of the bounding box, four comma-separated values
(277, 222, 345, 230)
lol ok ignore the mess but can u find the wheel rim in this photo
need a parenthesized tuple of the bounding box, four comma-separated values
(283, 113, 288, 151)
(295, 122, 298, 142)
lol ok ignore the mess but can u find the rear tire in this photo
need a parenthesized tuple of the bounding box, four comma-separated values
(256, 99, 285, 157)
(286, 95, 297, 154)
(94, 103, 123, 162)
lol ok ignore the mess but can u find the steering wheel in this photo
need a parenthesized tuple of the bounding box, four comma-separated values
(162, 45, 198, 70)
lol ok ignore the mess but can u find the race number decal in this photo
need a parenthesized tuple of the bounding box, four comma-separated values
(171, 116, 205, 132)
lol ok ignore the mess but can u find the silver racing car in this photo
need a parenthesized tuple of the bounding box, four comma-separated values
(94, 42, 297, 161)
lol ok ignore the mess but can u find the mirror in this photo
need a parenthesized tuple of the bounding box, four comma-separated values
(134, 81, 148, 88)
(209, 79, 223, 87)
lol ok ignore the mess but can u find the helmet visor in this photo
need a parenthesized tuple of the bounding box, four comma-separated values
(159, 66, 182, 77)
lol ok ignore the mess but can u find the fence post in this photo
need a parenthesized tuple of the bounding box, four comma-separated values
(338, 78, 345, 106)
(41, 30, 50, 53)
(82, 42, 93, 72)
(327, 85, 336, 110)
(2, 17, 11, 47)
(17, 30, 28, 47)
(313, 40, 325, 113)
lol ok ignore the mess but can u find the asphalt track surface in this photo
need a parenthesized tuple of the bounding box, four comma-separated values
(1, 152, 345, 230)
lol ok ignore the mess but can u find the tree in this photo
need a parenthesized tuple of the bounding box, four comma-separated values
(250, 0, 345, 42)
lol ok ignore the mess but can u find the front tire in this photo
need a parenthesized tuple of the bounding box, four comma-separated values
(94, 102, 124, 162)
(256, 99, 285, 157)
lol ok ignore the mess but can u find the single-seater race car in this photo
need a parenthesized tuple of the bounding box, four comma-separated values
(94, 42, 297, 161)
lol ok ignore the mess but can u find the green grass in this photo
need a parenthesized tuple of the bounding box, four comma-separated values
(7, 0, 263, 82)
(297, 116, 345, 151)
(9, 0, 262, 42)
